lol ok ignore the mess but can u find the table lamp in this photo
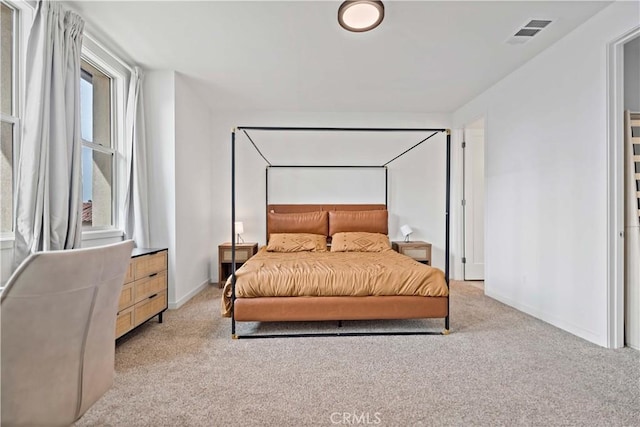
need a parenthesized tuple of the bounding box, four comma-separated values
(400, 224, 413, 242)
(235, 221, 244, 244)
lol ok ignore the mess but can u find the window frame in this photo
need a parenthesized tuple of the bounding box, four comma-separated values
(80, 36, 130, 242)
(1, 1, 17, 117)
(0, 0, 31, 248)
(0, 4, 131, 247)
(80, 56, 117, 232)
(80, 34, 131, 245)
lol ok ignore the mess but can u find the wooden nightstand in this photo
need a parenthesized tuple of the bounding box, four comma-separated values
(392, 241, 432, 265)
(218, 242, 258, 287)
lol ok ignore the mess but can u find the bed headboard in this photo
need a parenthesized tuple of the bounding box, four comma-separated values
(266, 204, 387, 241)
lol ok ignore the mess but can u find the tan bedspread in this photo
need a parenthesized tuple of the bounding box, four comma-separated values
(222, 247, 448, 317)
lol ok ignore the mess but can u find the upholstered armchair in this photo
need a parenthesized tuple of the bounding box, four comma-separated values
(1, 240, 134, 426)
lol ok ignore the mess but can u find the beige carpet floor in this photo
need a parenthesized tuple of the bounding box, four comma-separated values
(76, 282, 640, 426)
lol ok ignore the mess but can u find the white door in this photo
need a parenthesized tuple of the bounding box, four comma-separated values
(463, 120, 485, 280)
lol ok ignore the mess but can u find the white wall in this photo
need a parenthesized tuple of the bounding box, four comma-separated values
(210, 111, 454, 282)
(174, 73, 213, 306)
(267, 168, 387, 205)
(144, 71, 213, 308)
(625, 37, 640, 111)
(144, 71, 177, 303)
(452, 1, 640, 347)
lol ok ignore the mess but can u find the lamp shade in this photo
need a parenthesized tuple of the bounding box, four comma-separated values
(400, 224, 413, 237)
(234, 221, 244, 235)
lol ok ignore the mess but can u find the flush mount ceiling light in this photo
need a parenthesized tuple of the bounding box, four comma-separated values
(338, 0, 384, 33)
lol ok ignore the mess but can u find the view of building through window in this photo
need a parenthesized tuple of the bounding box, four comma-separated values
(80, 59, 113, 228)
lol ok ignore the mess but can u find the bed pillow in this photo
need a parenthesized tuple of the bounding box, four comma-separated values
(330, 232, 391, 252)
(267, 211, 328, 238)
(328, 210, 388, 236)
(267, 233, 328, 252)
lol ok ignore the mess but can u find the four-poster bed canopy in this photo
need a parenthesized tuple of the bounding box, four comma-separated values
(226, 126, 452, 339)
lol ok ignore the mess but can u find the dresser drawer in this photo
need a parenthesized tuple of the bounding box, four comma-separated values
(134, 251, 167, 280)
(117, 248, 168, 339)
(123, 260, 135, 284)
(392, 241, 432, 265)
(221, 247, 251, 263)
(134, 290, 167, 327)
(116, 306, 134, 338)
(401, 247, 430, 261)
(118, 282, 134, 311)
(134, 270, 167, 304)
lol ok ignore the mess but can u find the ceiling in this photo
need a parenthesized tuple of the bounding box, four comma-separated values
(65, 1, 612, 113)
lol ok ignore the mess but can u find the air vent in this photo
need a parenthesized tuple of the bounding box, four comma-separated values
(514, 28, 540, 37)
(525, 20, 552, 28)
(506, 18, 553, 45)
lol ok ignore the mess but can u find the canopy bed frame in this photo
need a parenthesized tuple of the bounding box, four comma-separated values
(229, 126, 452, 339)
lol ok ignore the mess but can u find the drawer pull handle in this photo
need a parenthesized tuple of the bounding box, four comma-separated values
(149, 273, 158, 277)
(149, 293, 158, 299)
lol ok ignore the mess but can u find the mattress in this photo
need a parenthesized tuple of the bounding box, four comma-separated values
(222, 247, 448, 317)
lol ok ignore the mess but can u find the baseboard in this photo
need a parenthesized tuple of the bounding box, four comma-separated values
(169, 279, 211, 309)
(625, 342, 640, 351)
(485, 287, 606, 347)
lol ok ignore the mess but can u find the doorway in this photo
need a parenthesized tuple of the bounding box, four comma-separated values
(608, 27, 640, 349)
(623, 35, 640, 350)
(462, 118, 485, 281)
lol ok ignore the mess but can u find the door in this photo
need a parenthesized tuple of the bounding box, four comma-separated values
(463, 119, 485, 281)
(623, 36, 640, 350)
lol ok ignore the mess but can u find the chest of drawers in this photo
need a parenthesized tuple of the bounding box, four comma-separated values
(116, 248, 168, 339)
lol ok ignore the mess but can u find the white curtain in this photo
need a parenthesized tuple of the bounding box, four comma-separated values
(14, 1, 84, 267)
(123, 66, 150, 248)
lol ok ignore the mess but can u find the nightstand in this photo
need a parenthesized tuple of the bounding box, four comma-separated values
(392, 241, 432, 265)
(218, 242, 258, 288)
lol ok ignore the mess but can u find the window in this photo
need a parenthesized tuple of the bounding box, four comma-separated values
(0, 2, 125, 244)
(80, 37, 129, 240)
(80, 59, 114, 228)
(1, 2, 17, 234)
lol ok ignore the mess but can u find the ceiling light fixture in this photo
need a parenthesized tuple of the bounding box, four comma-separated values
(338, 0, 384, 33)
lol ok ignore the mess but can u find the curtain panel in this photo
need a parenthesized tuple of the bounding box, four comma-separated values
(123, 66, 150, 248)
(13, 1, 84, 267)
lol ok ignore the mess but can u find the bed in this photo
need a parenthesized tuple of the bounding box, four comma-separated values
(222, 204, 450, 335)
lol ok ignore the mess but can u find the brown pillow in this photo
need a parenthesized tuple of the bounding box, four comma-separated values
(330, 232, 391, 252)
(267, 211, 328, 238)
(267, 233, 328, 252)
(328, 210, 388, 236)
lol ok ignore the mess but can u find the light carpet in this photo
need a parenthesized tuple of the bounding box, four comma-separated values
(76, 282, 640, 426)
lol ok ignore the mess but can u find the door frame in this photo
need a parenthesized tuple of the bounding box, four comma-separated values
(606, 26, 640, 349)
(462, 118, 485, 281)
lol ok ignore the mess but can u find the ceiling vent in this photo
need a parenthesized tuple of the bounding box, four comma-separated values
(506, 19, 552, 45)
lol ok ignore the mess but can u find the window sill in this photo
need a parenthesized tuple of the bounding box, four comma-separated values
(82, 229, 124, 241)
(0, 235, 14, 250)
(0, 229, 124, 249)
